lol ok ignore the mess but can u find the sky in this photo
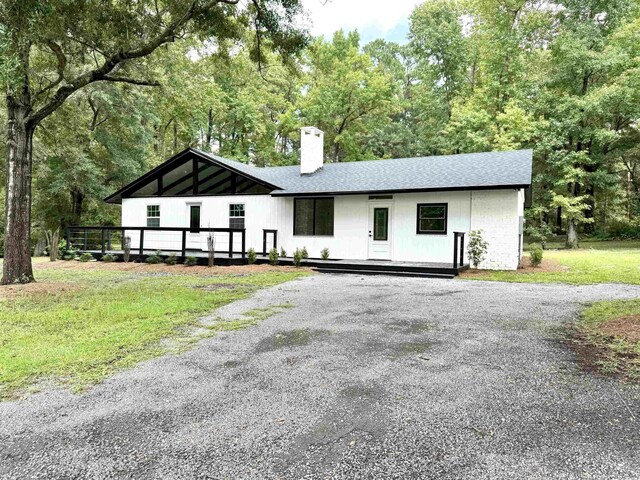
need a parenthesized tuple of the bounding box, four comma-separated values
(301, 0, 423, 44)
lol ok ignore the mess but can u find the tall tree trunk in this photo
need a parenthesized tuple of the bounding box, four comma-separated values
(566, 220, 578, 249)
(3, 101, 35, 284)
(70, 189, 84, 226)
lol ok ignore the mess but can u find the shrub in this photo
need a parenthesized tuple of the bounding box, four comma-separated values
(467, 230, 488, 268)
(320, 248, 329, 260)
(145, 250, 163, 264)
(268, 248, 279, 266)
(293, 249, 303, 267)
(529, 243, 544, 267)
(184, 256, 198, 267)
(164, 253, 177, 265)
(300, 246, 309, 259)
(280, 247, 287, 258)
(247, 248, 257, 264)
(78, 253, 93, 262)
(101, 253, 117, 263)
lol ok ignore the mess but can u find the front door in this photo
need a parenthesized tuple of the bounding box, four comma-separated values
(187, 204, 201, 249)
(368, 203, 392, 260)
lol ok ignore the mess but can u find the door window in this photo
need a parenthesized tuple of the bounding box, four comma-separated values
(190, 205, 201, 232)
(373, 208, 388, 241)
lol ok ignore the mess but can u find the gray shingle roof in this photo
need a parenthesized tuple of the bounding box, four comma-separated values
(194, 148, 532, 196)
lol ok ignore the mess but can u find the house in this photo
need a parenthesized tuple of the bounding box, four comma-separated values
(105, 127, 532, 270)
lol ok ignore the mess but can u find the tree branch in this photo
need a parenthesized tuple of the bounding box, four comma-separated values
(34, 40, 67, 97)
(28, 0, 236, 126)
(102, 76, 161, 86)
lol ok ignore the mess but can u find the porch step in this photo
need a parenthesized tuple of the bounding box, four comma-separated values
(313, 268, 456, 279)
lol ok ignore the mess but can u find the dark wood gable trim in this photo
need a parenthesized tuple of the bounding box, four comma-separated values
(104, 148, 281, 204)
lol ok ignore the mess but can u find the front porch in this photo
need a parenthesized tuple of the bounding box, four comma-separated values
(67, 226, 469, 278)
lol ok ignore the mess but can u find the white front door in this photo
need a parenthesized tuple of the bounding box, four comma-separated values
(368, 203, 392, 260)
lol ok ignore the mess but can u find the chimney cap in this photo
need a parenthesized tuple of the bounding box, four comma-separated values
(301, 126, 324, 136)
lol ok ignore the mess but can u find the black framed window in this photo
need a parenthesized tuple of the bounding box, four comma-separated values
(373, 208, 388, 241)
(147, 205, 160, 227)
(417, 203, 447, 234)
(189, 205, 201, 232)
(229, 203, 245, 229)
(294, 198, 334, 236)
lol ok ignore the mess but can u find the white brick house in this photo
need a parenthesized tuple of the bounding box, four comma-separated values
(105, 127, 532, 270)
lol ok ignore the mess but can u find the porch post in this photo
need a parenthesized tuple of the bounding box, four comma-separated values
(273, 231, 278, 252)
(139, 228, 145, 261)
(453, 234, 458, 269)
(263, 230, 267, 256)
(101, 228, 106, 255)
(228, 231, 233, 258)
(181, 229, 187, 258)
(241, 230, 246, 259)
(459, 233, 465, 267)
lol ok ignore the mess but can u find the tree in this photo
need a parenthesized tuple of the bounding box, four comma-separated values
(1, 0, 306, 284)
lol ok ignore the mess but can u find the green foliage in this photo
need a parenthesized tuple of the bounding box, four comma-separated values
(145, 251, 163, 264)
(101, 253, 117, 263)
(320, 248, 329, 260)
(528, 244, 544, 268)
(247, 248, 257, 265)
(293, 248, 303, 267)
(78, 253, 93, 262)
(184, 256, 198, 267)
(467, 230, 489, 268)
(300, 246, 309, 259)
(280, 247, 287, 258)
(164, 253, 177, 265)
(268, 248, 279, 266)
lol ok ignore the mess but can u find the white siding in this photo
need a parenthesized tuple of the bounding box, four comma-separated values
(120, 188, 523, 270)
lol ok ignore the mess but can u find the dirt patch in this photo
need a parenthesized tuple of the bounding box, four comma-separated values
(0, 281, 83, 301)
(461, 256, 567, 277)
(194, 283, 246, 291)
(599, 315, 640, 343)
(564, 325, 640, 383)
(34, 261, 309, 276)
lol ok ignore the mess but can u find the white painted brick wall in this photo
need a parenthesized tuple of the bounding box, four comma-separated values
(469, 190, 521, 270)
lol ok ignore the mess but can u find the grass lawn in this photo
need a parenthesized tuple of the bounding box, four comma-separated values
(461, 239, 640, 285)
(571, 298, 640, 381)
(0, 259, 309, 399)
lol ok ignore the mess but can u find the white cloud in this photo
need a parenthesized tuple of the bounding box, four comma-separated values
(301, 0, 422, 42)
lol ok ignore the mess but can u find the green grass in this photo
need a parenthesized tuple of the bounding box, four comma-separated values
(464, 240, 640, 285)
(575, 299, 640, 379)
(0, 263, 308, 399)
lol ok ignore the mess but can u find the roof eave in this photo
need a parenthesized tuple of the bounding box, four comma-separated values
(270, 184, 531, 197)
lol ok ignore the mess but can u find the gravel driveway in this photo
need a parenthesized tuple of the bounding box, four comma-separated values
(2, 275, 640, 479)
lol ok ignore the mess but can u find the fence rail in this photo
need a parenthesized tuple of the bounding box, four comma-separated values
(67, 226, 246, 259)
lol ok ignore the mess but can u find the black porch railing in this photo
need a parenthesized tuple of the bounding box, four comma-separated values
(66, 226, 246, 259)
(453, 231, 465, 268)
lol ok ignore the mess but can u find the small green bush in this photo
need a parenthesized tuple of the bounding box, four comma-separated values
(145, 250, 163, 264)
(101, 253, 117, 263)
(280, 247, 287, 258)
(164, 253, 177, 265)
(467, 230, 488, 268)
(247, 248, 257, 264)
(320, 248, 329, 260)
(293, 249, 303, 267)
(184, 256, 198, 267)
(301, 246, 308, 259)
(268, 248, 279, 266)
(529, 243, 544, 267)
(78, 253, 93, 262)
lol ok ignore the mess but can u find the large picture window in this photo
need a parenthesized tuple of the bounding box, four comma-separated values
(146, 205, 160, 227)
(417, 203, 447, 234)
(294, 198, 334, 236)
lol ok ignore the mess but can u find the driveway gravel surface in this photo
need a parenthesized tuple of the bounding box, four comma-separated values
(2, 274, 640, 479)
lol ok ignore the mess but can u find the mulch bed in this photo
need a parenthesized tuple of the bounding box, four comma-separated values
(461, 257, 567, 277)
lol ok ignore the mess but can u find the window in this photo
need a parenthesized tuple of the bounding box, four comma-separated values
(190, 205, 201, 232)
(147, 205, 160, 227)
(294, 198, 334, 236)
(373, 208, 389, 241)
(417, 203, 447, 234)
(229, 203, 245, 229)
